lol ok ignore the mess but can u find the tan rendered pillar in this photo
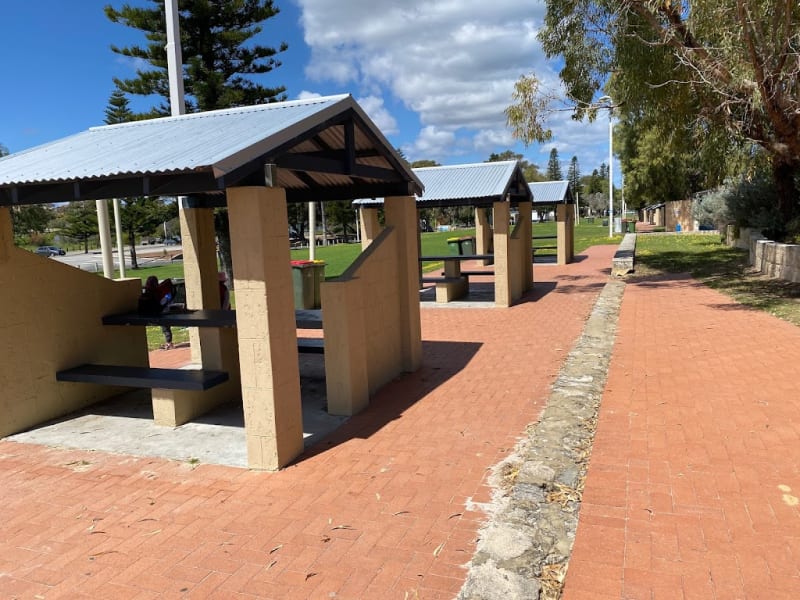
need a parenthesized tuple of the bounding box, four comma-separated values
(556, 204, 575, 265)
(360, 206, 382, 250)
(0, 208, 12, 263)
(151, 205, 240, 426)
(518, 201, 533, 291)
(320, 278, 369, 415)
(475, 207, 493, 265)
(493, 202, 512, 307)
(227, 186, 304, 471)
(385, 196, 422, 372)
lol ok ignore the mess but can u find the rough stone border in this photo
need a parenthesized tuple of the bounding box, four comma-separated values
(457, 277, 626, 600)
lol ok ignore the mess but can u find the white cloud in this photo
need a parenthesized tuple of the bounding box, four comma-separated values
(356, 95, 398, 135)
(297, 2, 546, 144)
(296, 90, 323, 100)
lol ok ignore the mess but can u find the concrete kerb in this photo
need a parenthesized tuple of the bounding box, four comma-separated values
(611, 232, 636, 276)
(457, 276, 626, 600)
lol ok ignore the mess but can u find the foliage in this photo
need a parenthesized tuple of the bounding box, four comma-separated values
(120, 197, 177, 268)
(324, 201, 358, 239)
(105, 0, 287, 115)
(411, 159, 440, 168)
(62, 201, 99, 253)
(567, 156, 582, 199)
(546, 148, 562, 180)
(692, 189, 731, 232)
(0, 144, 7, 157)
(105, 89, 135, 123)
(11, 205, 52, 240)
(487, 150, 544, 182)
(511, 1, 800, 231)
(106, 0, 289, 280)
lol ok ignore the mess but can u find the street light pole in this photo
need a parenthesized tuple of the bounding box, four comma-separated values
(597, 95, 614, 238)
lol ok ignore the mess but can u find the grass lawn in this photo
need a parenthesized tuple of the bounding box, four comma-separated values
(634, 233, 800, 326)
(125, 219, 622, 349)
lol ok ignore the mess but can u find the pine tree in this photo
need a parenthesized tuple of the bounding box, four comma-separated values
(106, 1, 288, 278)
(105, 89, 135, 124)
(546, 148, 562, 180)
(567, 156, 582, 199)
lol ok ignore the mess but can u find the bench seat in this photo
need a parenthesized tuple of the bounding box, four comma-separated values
(420, 276, 466, 284)
(297, 338, 325, 354)
(56, 364, 229, 391)
(103, 308, 324, 330)
(419, 254, 494, 261)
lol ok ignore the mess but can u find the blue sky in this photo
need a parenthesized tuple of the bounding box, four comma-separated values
(0, 0, 620, 184)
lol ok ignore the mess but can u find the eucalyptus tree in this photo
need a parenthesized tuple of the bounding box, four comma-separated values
(508, 1, 800, 235)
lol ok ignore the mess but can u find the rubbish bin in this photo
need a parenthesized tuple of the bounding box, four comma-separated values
(310, 259, 326, 309)
(626, 220, 636, 233)
(290, 260, 315, 309)
(447, 237, 462, 255)
(460, 236, 476, 255)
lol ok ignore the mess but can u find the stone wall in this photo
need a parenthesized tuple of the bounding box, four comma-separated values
(727, 225, 800, 283)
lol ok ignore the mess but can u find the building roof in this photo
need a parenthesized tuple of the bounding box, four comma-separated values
(0, 94, 422, 207)
(355, 160, 533, 208)
(527, 180, 573, 204)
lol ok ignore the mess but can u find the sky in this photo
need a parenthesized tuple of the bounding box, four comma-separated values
(0, 0, 620, 184)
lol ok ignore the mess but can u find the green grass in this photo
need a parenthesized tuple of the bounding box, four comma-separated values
(635, 234, 800, 327)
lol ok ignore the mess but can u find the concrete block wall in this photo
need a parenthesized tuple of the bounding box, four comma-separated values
(0, 208, 146, 436)
(321, 227, 404, 415)
(727, 226, 800, 283)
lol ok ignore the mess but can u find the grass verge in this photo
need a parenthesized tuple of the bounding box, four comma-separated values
(634, 234, 800, 326)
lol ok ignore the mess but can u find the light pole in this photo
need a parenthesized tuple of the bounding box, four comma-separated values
(598, 95, 613, 237)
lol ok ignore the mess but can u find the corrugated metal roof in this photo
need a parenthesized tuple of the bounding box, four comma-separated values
(528, 180, 572, 204)
(354, 161, 532, 206)
(414, 161, 521, 201)
(0, 95, 348, 185)
(0, 94, 423, 205)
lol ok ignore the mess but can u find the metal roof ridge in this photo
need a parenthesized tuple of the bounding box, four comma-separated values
(413, 160, 517, 172)
(90, 94, 352, 132)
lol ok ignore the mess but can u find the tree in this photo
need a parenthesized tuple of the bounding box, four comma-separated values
(546, 148, 562, 180)
(486, 150, 544, 182)
(63, 201, 99, 253)
(567, 156, 582, 200)
(11, 205, 52, 240)
(119, 197, 177, 268)
(106, 0, 289, 278)
(105, 88, 135, 123)
(411, 159, 440, 168)
(0, 143, 7, 157)
(509, 1, 800, 237)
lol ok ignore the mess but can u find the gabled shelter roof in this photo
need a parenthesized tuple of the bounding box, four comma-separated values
(527, 180, 573, 204)
(0, 94, 422, 207)
(354, 160, 533, 208)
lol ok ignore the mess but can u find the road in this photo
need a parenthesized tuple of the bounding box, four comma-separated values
(48, 244, 183, 273)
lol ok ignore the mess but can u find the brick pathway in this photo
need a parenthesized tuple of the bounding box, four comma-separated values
(564, 274, 800, 599)
(0, 247, 614, 599)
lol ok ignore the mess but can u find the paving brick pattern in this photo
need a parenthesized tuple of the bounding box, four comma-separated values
(564, 274, 800, 599)
(0, 247, 615, 599)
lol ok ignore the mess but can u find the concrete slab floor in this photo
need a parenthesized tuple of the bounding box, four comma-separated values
(7, 354, 346, 469)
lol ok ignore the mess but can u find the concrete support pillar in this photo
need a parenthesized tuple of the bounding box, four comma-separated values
(227, 186, 303, 471)
(556, 204, 575, 265)
(518, 201, 533, 290)
(493, 202, 512, 307)
(151, 205, 240, 427)
(385, 196, 422, 372)
(475, 207, 493, 265)
(0, 208, 12, 263)
(359, 206, 382, 250)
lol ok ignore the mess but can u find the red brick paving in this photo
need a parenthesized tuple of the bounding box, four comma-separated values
(564, 274, 800, 600)
(0, 247, 614, 598)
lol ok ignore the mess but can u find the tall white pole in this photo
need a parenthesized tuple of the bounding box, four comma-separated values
(96, 199, 114, 278)
(165, 0, 185, 117)
(309, 202, 316, 260)
(608, 108, 613, 238)
(113, 198, 126, 278)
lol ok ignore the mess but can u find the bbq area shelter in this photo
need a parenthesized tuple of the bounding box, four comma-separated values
(356, 161, 535, 306)
(0, 94, 424, 470)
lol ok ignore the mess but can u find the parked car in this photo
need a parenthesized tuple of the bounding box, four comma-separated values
(35, 245, 65, 257)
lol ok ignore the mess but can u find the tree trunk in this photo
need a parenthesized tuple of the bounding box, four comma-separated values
(773, 159, 799, 238)
(128, 230, 138, 269)
(214, 209, 234, 290)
